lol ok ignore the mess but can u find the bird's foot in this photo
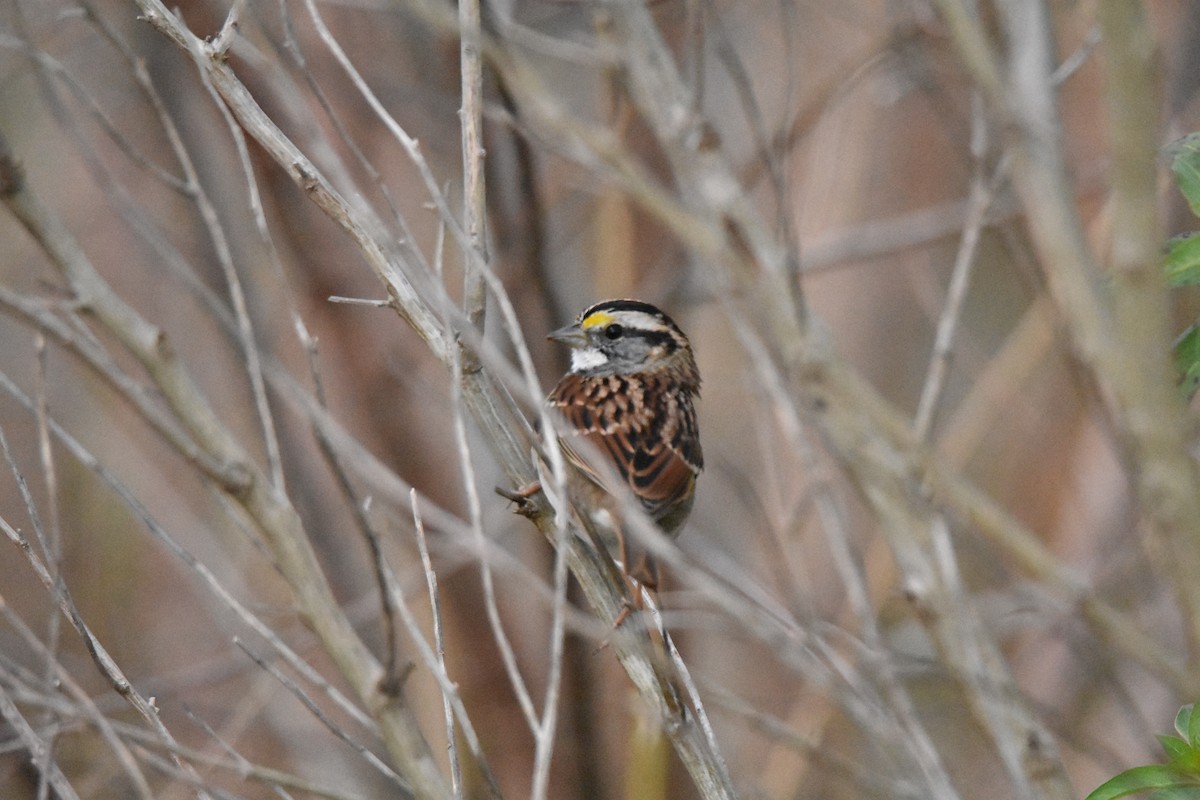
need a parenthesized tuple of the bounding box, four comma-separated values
(495, 481, 541, 518)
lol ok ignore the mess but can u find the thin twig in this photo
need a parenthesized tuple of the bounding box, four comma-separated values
(235, 642, 407, 787)
(0, 602, 154, 799)
(459, 0, 488, 334)
(82, 713, 360, 800)
(300, 327, 406, 694)
(22, 338, 66, 800)
(412, 492, 462, 798)
(0, 474, 213, 799)
(327, 295, 392, 307)
(301, 0, 482, 291)
(450, 352, 537, 731)
(378, 512, 505, 799)
(0, 675, 80, 800)
(0, 367, 393, 745)
(531, 466, 573, 800)
(179, 31, 287, 492)
(717, 304, 961, 799)
(913, 97, 1002, 440)
(137, 0, 451, 360)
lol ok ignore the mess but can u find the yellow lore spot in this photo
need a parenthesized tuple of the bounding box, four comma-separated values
(581, 311, 615, 330)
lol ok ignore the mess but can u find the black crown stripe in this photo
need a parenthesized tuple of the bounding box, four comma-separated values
(582, 299, 682, 331)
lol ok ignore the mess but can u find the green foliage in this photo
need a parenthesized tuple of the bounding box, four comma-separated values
(1086, 704, 1200, 800)
(1170, 134, 1200, 218)
(1173, 325, 1200, 399)
(1167, 134, 1200, 398)
(1165, 235, 1200, 288)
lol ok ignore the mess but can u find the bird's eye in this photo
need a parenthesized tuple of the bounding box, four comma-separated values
(604, 324, 623, 340)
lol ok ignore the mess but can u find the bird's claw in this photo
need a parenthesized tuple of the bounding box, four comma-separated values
(495, 481, 541, 517)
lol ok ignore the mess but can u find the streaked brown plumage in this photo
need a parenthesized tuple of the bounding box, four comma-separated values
(546, 299, 702, 593)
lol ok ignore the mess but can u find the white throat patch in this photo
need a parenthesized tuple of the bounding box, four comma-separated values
(570, 347, 609, 372)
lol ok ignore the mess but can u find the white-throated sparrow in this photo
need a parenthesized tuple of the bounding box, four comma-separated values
(545, 299, 703, 595)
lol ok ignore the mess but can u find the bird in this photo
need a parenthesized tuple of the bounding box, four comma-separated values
(543, 298, 703, 605)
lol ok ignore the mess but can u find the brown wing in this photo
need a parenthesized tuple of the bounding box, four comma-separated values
(549, 373, 702, 527)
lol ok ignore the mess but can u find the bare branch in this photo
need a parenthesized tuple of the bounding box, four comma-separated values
(412, 493, 463, 798)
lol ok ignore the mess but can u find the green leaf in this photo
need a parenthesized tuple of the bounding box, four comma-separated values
(1149, 789, 1200, 800)
(1173, 326, 1200, 400)
(1169, 134, 1200, 217)
(1166, 235, 1200, 286)
(1159, 736, 1192, 762)
(1085, 765, 1200, 800)
(1186, 704, 1200, 749)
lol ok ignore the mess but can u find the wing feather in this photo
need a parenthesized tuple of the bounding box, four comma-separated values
(548, 373, 702, 528)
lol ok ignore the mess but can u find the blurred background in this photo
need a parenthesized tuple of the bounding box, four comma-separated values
(0, 0, 1198, 798)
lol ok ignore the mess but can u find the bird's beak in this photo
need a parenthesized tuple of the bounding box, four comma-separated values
(547, 323, 587, 348)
